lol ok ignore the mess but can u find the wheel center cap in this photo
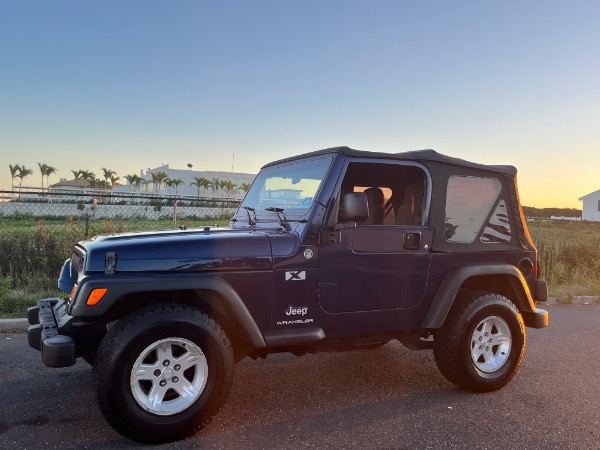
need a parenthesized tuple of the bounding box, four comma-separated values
(162, 367, 174, 381)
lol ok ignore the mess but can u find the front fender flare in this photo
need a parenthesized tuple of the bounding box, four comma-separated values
(70, 273, 266, 349)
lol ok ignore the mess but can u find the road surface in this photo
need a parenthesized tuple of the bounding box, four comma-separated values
(1, 304, 599, 449)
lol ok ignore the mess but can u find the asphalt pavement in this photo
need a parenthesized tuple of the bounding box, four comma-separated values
(1, 304, 599, 449)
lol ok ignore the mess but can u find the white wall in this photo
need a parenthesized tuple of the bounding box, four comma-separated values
(116, 166, 255, 198)
(581, 190, 600, 222)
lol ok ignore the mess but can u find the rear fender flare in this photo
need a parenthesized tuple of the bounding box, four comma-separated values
(422, 264, 535, 329)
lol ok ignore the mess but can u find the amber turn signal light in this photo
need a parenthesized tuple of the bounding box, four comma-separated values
(86, 288, 108, 306)
(69, 284, 78, 300)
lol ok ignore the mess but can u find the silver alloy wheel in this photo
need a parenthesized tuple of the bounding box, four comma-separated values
(130, 337, 208, 416)
(469, 315, 512, 373)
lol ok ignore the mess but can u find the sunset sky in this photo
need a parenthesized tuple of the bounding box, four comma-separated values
(1, 1, 598, 208)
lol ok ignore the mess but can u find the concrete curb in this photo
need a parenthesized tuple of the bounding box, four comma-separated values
(545, 296, 600, 306)
(2, 296, 599, 333)
(0, 318, 29, 333)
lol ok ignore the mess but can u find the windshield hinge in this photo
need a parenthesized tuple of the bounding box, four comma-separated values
(105, 252, 117, 275)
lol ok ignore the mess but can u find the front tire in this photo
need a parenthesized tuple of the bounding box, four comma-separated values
(93, 304, 234, 443)
(433, 291, 526, 392)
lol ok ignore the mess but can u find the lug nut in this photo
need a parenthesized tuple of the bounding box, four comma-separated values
(163, 360, 170, 367)
(160, 380, 167, 387)
(174, 364, 181, 371)
(154, 369, 161, 377)
(173, 376, 179, 383)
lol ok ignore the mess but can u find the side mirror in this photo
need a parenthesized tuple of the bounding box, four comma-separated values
(339, 193, 368, 223)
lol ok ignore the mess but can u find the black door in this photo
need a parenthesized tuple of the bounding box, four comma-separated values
(318, 224, 432, 312)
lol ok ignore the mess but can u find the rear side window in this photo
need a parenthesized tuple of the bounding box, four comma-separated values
(445, 176, 501, 242)
(481, 199, 512, 243)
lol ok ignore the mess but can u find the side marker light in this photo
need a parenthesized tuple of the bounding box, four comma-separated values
(87, 288, 108, 306)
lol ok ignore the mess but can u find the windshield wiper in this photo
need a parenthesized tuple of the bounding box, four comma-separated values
(241, 206, 257, 227)
(265, 207, 308, 230)
(265, 207, 287, 229)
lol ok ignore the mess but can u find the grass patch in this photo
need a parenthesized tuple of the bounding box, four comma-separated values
(528, 220, 600, 297)
(0, 274, 62, 318)
(0, 217, 229, 318)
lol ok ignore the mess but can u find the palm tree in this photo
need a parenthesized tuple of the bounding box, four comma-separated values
(219, 179, 236, 208)
(124, 174, 142, 192)
(124, 174, 142, 204)
(169, 178, 184, 195)
(190, 177, 212, 197)
(190, 177, 202, 197)
(16, 166, 33, 187)
(9, 164, 21, 191)
(71, 169, 84, 180)
(133, 175, 143, 191)
(80, 170, 96, 188)
(109, 174, 121, 188)
(203, 178, 214, 195)
(150, 172, 160, 192)
(37, 163, 49, 188)
(102, 168, 117, 189)
(44, 166, 57, 189)
(90, 178, 100, 189)
(238, 182, 252, 194)
(219, 179, 236, 195)
(150, 171, 169, 193)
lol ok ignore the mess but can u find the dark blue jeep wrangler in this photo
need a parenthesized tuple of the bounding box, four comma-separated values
(27, 147, 548, 442)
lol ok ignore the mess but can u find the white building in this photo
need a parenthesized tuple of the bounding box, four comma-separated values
(579, 189, 600, 222)
(116, 165, 256, 199)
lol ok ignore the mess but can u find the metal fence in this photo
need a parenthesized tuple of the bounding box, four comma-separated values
(1, 188, 240, 235)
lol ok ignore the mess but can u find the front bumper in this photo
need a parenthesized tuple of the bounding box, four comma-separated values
(27, 298, 76, 367)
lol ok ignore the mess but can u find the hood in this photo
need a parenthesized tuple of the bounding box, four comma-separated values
(80, 227, 276, 274)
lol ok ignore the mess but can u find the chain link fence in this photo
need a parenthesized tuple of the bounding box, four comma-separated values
(1, 188, 240, 233)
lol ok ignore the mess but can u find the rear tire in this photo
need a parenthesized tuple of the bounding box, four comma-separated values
(93, 304, 234, 443)
(433, 291, 525, 392)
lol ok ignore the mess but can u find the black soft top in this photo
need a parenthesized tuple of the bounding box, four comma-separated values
(264, 146, 517, 176)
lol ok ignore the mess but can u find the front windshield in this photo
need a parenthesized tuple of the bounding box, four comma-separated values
(241, 156, 332, 213)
